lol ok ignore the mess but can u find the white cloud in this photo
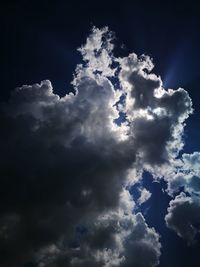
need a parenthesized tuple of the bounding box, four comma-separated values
(137, 188, 152, 205)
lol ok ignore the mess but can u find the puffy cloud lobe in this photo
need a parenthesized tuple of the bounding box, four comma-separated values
(0, 26, 196, 266)
(181, 152, 200, 195)
(0, 80, 133, 267)
(121, 213, 161, 267)
(165, 193, 200, 244)
(182, 152, 200, 177)
(165, 152, 200, 242)
(37, 210, 161, 267)
(77, 26, 115, 77)
(166, 152, 200, 196)
(118, 54, 193, 166)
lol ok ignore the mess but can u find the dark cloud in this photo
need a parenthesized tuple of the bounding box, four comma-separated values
(0, 26, 198, 266)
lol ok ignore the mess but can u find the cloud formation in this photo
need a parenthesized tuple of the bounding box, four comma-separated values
(0, 26, 198, 266)
(165, 152, 200, 243)
(165, 192, 200, 243)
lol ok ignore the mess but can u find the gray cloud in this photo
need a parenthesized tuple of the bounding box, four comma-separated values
(0, 26, 197, 266)
(165, 152, 200, 242)
(165, 192, 200, 244)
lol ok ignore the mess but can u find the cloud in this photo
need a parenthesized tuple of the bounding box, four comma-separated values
(137, 188, 152, 205)
(165, 152, 200, 242)
(0, 26, 197, 266)
(165, 192, 200, 244)
(121, 213, 161, 267)
(118, 52, 193, 168)
(36, 210, 161, 267)
(166, 152, 200, 195)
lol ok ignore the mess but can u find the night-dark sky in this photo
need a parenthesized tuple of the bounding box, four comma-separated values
(1, 1, 200, 267)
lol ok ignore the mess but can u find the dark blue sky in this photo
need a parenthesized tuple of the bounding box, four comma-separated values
(1, 1, 200, 266)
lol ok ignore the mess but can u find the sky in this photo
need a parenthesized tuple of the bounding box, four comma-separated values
(1, 1, 200, 267)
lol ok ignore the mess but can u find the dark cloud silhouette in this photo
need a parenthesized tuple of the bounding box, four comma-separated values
(0, 26, 198, 267)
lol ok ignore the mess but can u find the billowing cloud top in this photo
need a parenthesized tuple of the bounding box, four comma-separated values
(0, 26, 199, 267)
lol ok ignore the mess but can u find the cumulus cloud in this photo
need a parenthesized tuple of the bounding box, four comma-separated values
(165, 192, 200, 244)
(166, 152, 200, 196)
(165, 152, 200, 242)
(0, 26, 198, 266)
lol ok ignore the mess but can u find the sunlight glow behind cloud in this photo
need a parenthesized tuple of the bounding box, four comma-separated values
(0, 27, 199, 267)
